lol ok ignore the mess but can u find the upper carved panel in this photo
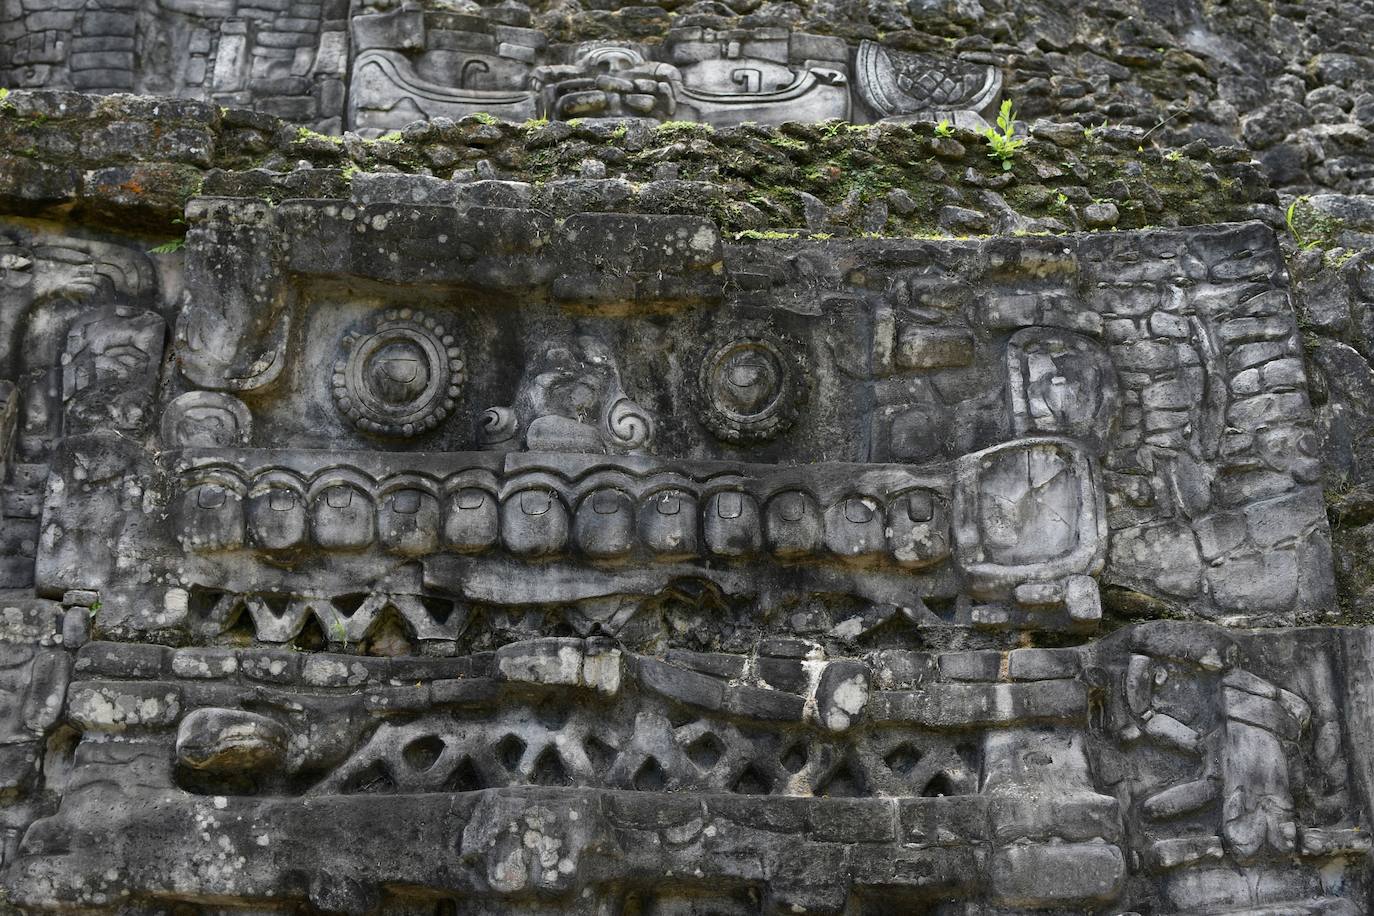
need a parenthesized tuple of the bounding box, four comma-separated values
(0, 0, 1001, 134)
(0, 208, 1334, 651)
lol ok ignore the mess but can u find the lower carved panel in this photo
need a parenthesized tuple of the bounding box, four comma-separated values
(3, 623, 1370, 914)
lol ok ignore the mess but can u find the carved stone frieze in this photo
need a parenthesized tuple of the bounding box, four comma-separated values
(0, 0, 1001, 135)
(0, 184, 1366, 914)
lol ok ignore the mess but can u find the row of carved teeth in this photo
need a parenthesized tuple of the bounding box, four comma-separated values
(177, 481, 949, 567)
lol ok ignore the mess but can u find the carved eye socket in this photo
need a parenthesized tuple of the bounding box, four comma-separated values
(333, 311, 464, 438)
(655, 491, 682, 516)
(727, 360, 767, 389)
(716, 349, 781, 416)
(698, 335, 804, 444)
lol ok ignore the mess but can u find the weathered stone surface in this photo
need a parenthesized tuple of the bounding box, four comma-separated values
(1, 2, 1374, 904)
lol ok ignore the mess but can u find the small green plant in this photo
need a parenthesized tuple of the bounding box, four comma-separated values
(982, 100, 1025, 171)
(88, 600, 101, 619)
(0, 87, 10, 108)
(1286, 197, 1322, 250)
(329, 618, 349, 647)
(1050, 192, 1070, 211)
(1083, 118, 1108, 140)
(148, 239, 185, 254)
(933, 119, 953, 138)
(1165, 149, 1184, 162)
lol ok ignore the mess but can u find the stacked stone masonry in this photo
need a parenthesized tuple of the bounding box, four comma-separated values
(5, 0, 1374, 913)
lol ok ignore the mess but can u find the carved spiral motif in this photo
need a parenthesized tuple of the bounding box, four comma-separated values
(477, 406, 520, 449)
(697, 335, 806, 443)
(601, 393, 654, 453)
(333, 310, 464, 437)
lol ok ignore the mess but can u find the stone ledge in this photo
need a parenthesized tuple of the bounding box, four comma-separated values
(0, 89, 1275, 237)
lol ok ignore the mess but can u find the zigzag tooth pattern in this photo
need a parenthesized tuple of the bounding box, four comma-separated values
(189, 588, 465, 644)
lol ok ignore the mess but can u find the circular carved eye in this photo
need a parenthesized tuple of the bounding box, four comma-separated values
(333, 310, 464, 437)
(697, 335, 806, 443)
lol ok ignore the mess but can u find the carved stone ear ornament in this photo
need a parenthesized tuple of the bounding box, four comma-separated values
(332, 309, 465, 437)
(697, 332, 809, 444)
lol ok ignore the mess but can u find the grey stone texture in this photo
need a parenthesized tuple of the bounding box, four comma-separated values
(3, 0, 1374, 912)
(0, 181, 1367, 913)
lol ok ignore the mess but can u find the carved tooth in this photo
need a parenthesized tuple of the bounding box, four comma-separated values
(703, 490, 761, 557)
(178, 482, 244, 553)
(443, 487, 499, 554)
(246, 484, 308, 553)
(574, 488, 636, 560)
(500, 487, 569, 557)
(823, 495, 885, 561)
(887, 490, 949, 569)
(638, 489, 700, 560)
(379, 488, 440, 557)
(311, 483, 376, 550)
(764, 491, 822, 558)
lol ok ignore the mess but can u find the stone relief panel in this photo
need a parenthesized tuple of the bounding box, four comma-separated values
(3, 623, 1369, 913)
(0, 0, 348, 131)
(347, 10, 989, 134)
(0, 198, 1364, 914)
(0, 0, 1001, 134)
(7, 208, 1325, 654)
